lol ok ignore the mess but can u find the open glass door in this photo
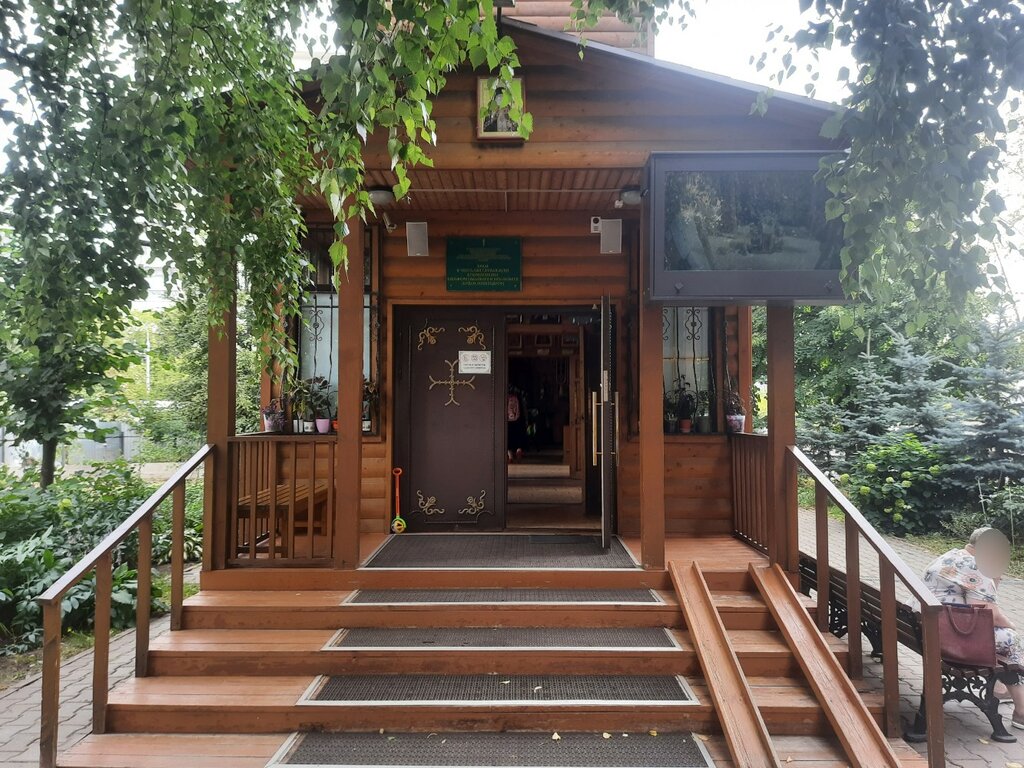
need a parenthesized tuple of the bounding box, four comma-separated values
(595, 296, 617, 548)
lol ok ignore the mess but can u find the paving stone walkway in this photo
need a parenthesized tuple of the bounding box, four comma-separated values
(2, 537, 1022, 767)
(799, 509, 1024, 768)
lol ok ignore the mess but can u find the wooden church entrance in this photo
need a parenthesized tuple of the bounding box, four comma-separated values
(393, 305, 617, 538)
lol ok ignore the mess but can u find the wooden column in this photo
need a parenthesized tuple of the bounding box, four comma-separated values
(334, 221, 364, 568)
(638, 298, 666, 570)
(206, 300, 237, 571)
(736, 306, 754, 432)
(765, 305, 797, 573)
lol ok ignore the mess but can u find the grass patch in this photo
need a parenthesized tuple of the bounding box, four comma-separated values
(905, 532, 1024, 579)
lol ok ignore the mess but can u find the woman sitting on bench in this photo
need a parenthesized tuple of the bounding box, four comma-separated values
(922, 527, 1023, 731)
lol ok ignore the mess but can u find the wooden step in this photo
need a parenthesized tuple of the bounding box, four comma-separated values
(507, 478, 584, 504)
(671, 562, 779, 766)
(58, 732, 928, 768)
(102, 674, 883, 735)
(507, 463, 571, 478)
(146, 627, 844, 677)
(751, 564, 903, 768)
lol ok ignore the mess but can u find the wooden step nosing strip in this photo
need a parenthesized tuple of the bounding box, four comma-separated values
(671, 561, 782, 768)
(750, 563, 902, 768)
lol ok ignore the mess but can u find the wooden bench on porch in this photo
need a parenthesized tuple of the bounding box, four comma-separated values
(798, 552, 1023, 744)
(235, 479, 330, 556)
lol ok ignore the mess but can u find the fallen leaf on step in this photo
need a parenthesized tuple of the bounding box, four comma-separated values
(379, 729, 384, 735)
(427, 733, 437, 738)
(622, 733, 629, 737)
(386, 736, 395, 741)
(500, 680, 511, 685)
(648, 730, 658, 737)
(1006, 763, 1023, 768)
(551, 733, 561, 741)
(694, 734, 709, 742)
(534, 685, 543, 692)
(785, 758, 793, 764)
(979, 738, 990, 744)
(602, 733, 611, 739)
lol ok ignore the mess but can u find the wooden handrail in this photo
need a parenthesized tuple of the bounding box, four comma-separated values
(36, 444, 213, 768)
(228, 432, 337, 443)
(786, 444, 945, 768)
(787, 446, 940, 610)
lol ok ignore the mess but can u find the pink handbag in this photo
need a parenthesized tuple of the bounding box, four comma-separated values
(938, 604, 997, 667)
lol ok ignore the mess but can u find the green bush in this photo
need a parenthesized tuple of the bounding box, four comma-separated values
(0, 461, 193, 655)
(839, 434, 949, 535)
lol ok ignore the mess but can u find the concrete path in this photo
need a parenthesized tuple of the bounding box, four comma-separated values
(2, 532, 1022, 768)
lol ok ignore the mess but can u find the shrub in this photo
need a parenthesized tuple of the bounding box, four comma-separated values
(839, 434, 950, 535)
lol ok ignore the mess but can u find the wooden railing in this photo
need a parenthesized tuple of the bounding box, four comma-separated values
(35, 444, 212, 768)
(731, 433, 769, 553)
(227, 434, 336, 565)
(787, 445, 945, 768)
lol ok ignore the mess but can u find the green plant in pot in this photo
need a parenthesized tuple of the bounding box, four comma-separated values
(676, 379, 695, 434)
(287, 377, 312, 433)
(725, 385, 745, 434)
(695, 390, 712, 434)
(260, 398, 285, 432)
(663, 390, 679, 434)
(307, 376, 334, 434)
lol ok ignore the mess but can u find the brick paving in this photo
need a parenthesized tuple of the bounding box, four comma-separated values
(2, 540, 1023, 767)
(799, 509, 1024, 767)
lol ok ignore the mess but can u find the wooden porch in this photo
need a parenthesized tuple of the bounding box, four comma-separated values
(53, 533, 929, 768)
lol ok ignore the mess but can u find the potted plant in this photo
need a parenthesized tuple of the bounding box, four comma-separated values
(663, 391, 678, 434)
(676, 380, 695, 434)
(260, 398, 285, 433)
(308, 376, 333, 434)
(694, 390, 712, 434)
(288, 377, 312, 433)
(725, 384, 746, 434)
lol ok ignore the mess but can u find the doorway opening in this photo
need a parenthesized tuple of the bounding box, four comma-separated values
(505, 313, 598, 532)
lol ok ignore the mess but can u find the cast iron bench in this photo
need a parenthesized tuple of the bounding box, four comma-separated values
(798, 552, 1022, 743)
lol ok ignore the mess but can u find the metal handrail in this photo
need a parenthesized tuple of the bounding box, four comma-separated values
(787, 445, 945, 768)
(36, 444, 213, 768)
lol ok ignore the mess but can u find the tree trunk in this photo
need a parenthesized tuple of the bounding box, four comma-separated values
(40, 438, 57, 488)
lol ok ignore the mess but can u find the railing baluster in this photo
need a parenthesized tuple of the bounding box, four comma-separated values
(878, 558, 900, 736)
(228, 441, 239, 562)
(171, 482, 186, 631)
(814, 482, 830, 632)
(326, 440, 335, 560)
(135, 515, 152, 677)
(920, 605, 946, 768)
(248, 440, 258, 560)
(92, 552, 112, 734)
(268, 439, 279, 560)
(39, 601, 62, 768)
(844, 514, 863, 679)
(308, 441, 317, 558)
(289, 440, 298, 558)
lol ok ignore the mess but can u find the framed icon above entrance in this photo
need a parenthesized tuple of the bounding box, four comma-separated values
(394, 309, 508, 531)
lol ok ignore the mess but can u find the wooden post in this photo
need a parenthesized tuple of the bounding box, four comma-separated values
(334, 221, 364, 568)
(765, 305, 797, 573)
(736, 306, 754, 433)
(637, 303, 666, 569)
(38, 601, 61, 768)
(92, 553, 112, 734)
(134, 515, 152, 677)
(206, 300, 237, 571)
(171, 482, 186, 631)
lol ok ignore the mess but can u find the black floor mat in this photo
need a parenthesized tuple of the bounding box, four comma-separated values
(364, 534, 636, 569)
(307, 674, 694, 703)
(331, 627, 677, 649)
(277, 731, 711, 767)
(349, 588, 658, 604)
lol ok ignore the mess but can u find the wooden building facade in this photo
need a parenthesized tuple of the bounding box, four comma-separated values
(48, 7, 950, 768)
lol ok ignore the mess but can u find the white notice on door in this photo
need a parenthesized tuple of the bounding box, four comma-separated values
(458, 350, 492, 374)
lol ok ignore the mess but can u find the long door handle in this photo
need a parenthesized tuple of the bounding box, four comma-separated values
(591, 391, 599, 467)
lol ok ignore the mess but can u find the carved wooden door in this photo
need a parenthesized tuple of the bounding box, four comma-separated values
(394, 309, 505, 531)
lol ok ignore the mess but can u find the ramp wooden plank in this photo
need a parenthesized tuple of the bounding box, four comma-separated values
(751, 563, 901, 768)
(671, 561, 781, 767)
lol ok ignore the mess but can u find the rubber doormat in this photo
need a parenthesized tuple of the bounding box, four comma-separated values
(348, 588, 659, 604)
(273, 730, 713, 767)
(363, 534, 637, 568)
(304, 674, 695, 704)
(329, 626, 677, 649)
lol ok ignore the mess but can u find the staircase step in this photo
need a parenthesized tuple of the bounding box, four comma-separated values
(103, 674, 881, 735)
(347, 588, 660, 604)
(507, 482, 584, 504)
(507, 463, 571, 478)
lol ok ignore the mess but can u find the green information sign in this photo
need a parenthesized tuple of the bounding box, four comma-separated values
(446, 237, 522, 292)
